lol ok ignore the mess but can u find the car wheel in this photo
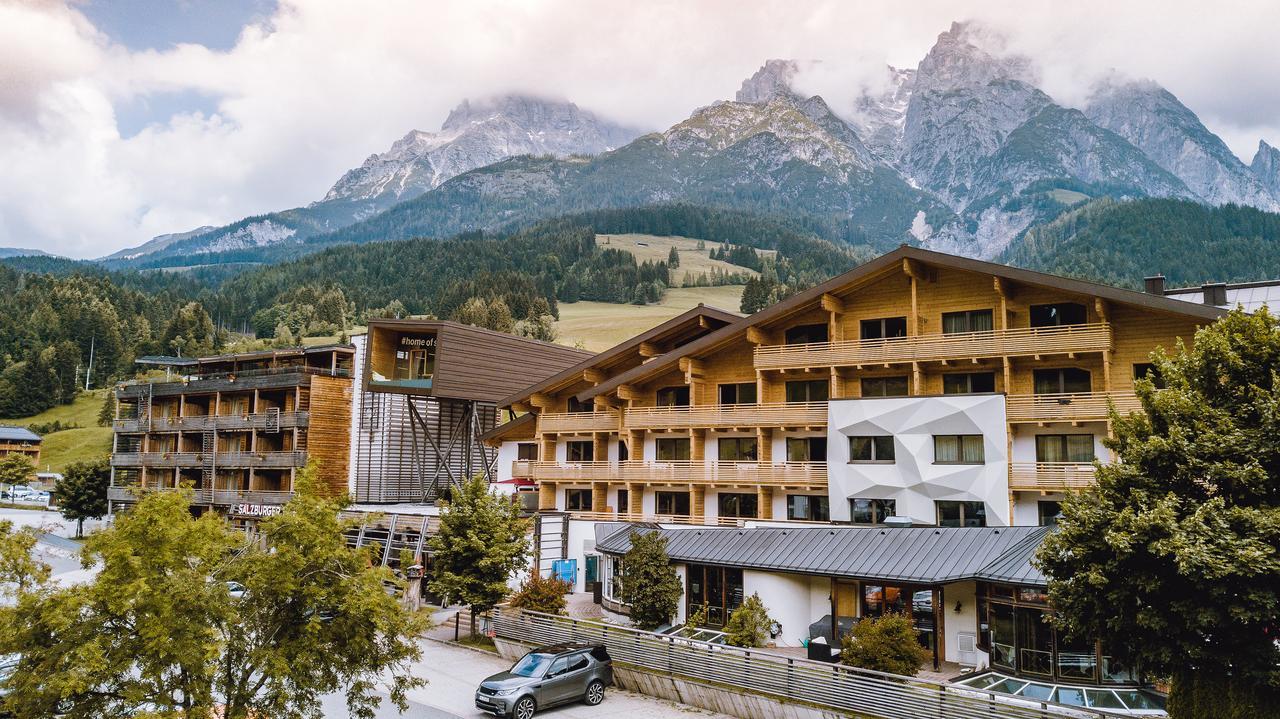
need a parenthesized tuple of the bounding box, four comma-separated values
(584, 679, 605, 706)
(512, 695, 536, 719)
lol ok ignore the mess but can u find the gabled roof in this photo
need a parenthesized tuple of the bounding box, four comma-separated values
(478, 411, 535, 443)
(579, 245, 1228, 403)
(496, 304, 739, 409)
(0, 425, 41, 442)
(596, 524, 1053, 587)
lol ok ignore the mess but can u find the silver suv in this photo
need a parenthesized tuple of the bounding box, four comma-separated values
(475, 643, 613, 719)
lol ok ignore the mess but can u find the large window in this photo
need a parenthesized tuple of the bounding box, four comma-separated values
(937, 500, 986, 527)
(392, 344, 435, 381)
(1035, 434, 1095, 463)
(1033, 368, 1092, 394)
(655, 386, 691, 407)
(861, 375, 909, 397)
(566, 440, 594, 463)
(849, 436, 895, 462)
(686, 564, 744, 627)
(516, 443, 538, 461)
(718, 382, 757, 405)
(784, 323, 829, 344)
(850, 498, 896, 525)
(942, 309, 993, 334)
(567, 396, 594, 413)
(860, 316, 908, 340)
(565, 489, 593, 512)
(656, 491, 691, 516)
(718, 436, 758, 462)
(786, 436, 827, 462)
(785, 379, 829, 403)
(655, 437, 691, 461)
(717, 492, 758, 518)
(933, 435, 984, 464)
(787, 494, 829, 521)
(943, 372, 996, 394)
(616, 489, 629, 513)
(1030, 303, 1087, 327)
(1038, 500, 1063, 527)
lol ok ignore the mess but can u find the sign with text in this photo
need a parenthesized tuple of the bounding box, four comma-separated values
(229, 503, 283, 518)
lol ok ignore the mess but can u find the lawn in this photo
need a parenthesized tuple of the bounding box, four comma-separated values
(596, 233, 773, 286)
(555, 285, 744, 351)
(0, 389, 113, 475)
(2, 389, 107, 429)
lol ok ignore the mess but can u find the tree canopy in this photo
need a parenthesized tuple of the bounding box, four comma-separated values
(56, 457, 109, 537)
(1036, 308, 1280, 717)
(617, 531, 682, 630)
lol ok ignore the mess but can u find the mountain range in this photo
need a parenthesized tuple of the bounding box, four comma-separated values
(105, 21, 1280, 268)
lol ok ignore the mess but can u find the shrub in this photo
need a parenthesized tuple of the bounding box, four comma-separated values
(617, 532, 682, 630)
(840, 613, 930, 677)
(509, 573, 573, 615)
(723, 592, 775, 648)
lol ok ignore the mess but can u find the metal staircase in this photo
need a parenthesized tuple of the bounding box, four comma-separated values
(201, 429, 216, 488)
(264, 407, 280, 433)
(140, 384, 153, 431)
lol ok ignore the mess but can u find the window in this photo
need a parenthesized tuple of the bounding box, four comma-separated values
(717, 436, 758, 461)
(656, 491, 691, 515)
(566, 440, 594, 462)
(655, 437, 690, 461)
(942, 309, 993, 334)
(617, 440, 629, 461)
(934, 435, 984, 464)
(786, 436, 827, 462)
(686, 564, 744, 627)
(567, 654, 590, 673)
(565, 489, 593, 511)
(1035, 434, 1095, 463)
(1029, 303, 1087, 327)
(718, 382, 757, 405)
(861, 376, 909, 397)
(937, 500, 986, 527)
(785, 379, 829, 403)
(1033, 368, 1092, 394)
(1038, 500, 1063, 527)
(516, 443, 538, 461)
(546, 656, 569, 677)
(787, 495, 830, 521)
(850, 498, 896, 525)
(567, 396, 594, 413)
(1133, 363, 1165, 389)
(655, 386, 690, 407)
(717, 492, 758, 518)
(849, 435, 895, 462)
(616, 489, 629, 513)
(942, 372, 996, 394)
(860, 317, 908, 340)
(784, 323, 829, 344)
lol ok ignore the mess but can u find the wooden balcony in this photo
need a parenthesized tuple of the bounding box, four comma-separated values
(1008, 462, 1097, 491)
(624, 402, 828, 430)
(113, 411, 309, 433)
(566, 511, 742, 527)
(536, 411, 618, 434)
(753, 323, 1113, 371)
(110, 451, 307, 469)
(1005, 393, 1141, 423)
(512, 460, 827, 490)
(108, 485, 294, 505)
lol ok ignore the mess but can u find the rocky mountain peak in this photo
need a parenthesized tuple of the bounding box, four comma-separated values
(852, 65, 915, 162)
(913, 20, 1037, 92)
(735, 59, 801, 104)
(1252, 140, 1280, 198)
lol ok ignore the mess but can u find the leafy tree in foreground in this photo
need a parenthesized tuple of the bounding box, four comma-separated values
(57, 457, 109, 537)
(509, 573, 573, 615)
(617, 531, 682, 630)
(0, 519, 49, 601)
(1036, 308, 1280, 718)
(428, 475, 529, 636)
(839, 613, 929, 677)
(0, 465, 427, 719)
(0, 452, 35, 490)
(723, 592, 776, 648)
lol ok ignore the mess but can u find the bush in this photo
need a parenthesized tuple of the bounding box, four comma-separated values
(723, 592, 775, 647)
(509, 573, 573, 615)
(617, 532, 682, 630)
(840, 613, 930, 677)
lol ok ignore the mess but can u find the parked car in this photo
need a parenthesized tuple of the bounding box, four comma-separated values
(475, 643, 612, 719)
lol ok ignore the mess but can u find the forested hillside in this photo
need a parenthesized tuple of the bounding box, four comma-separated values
(1002, 198, 1280, 287)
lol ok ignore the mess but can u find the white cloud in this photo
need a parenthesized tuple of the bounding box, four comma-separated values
(2, 0, 1279, 258)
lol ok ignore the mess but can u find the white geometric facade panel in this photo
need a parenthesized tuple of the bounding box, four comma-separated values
(826, 394, 1010, 526)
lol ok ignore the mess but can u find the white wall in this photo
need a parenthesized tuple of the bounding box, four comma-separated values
(1011, 491, 1066, 526)
(494, 440, 520, 484)
(940, 581, 988, 668)
(827, 394, 1011, 526)
(744, 570, 814, 647)
(346, 333, 367, 495)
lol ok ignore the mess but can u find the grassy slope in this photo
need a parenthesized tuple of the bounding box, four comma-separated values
(0, 390, 113, 474)
(554, 285, 744, 351)
(596, 233, 772, 283)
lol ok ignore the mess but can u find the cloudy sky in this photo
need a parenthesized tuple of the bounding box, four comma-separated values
(3, 0, 1279, 259)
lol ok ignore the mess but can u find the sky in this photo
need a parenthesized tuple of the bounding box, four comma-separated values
(2, 0, 1279, 259)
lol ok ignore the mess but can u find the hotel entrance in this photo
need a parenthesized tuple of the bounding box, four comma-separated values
(832, 580, 942, 669)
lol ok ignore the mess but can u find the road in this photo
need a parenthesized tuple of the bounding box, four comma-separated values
(322, 638, 732, 719)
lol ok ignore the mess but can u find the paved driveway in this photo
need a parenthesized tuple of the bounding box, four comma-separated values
(323, 638, 731, 719)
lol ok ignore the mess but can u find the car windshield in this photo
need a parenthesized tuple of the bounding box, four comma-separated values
(509, 652, 555, 678)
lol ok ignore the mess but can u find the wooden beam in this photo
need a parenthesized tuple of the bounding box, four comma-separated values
(529, 392, 553, 409)
(903, 257, 936, 282)
(638, 341, 661, 358)
(746, 326, 773, 345)
(1094, 297, 1111, 324)
(616, 384, 640, 402)
(679, 357, 705, 380)
(993, 276, 1014, 300)
(582, 368, 606, 384)
(820, 293, 845, 314)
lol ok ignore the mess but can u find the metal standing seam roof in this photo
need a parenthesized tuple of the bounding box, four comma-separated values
(0, 425, 42, 442)
(595, 525, 1053, 587)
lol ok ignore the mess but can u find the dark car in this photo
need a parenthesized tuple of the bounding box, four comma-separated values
(475, 643, 613, 719)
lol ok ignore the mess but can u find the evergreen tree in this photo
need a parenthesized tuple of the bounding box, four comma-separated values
(1037, 308, 1280, 717)
(509, 573, 573, 615)
(723, 592, 776, 648)
(57, 457, 109, 537)
(667, 246, 680, 268)
(617, 531, 682, 630)
(160, 301, 216, 357)
(839, 613, 930, 676)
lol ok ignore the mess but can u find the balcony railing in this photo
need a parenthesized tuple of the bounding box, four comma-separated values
(113, 411, 309, 433)
(1005, 392, 1140, 423)
(1008, 462, 1097, 491)
(624, 402, 828, 430)
(110, 451, 307, 469)
(512, 460, 827, 490)
(753, 323, 1112, 371)
(108, 485, 294, 505)
(565, 511, 743, 527)
(118, 366, 348, 398)
(537, 411, 619, 434)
